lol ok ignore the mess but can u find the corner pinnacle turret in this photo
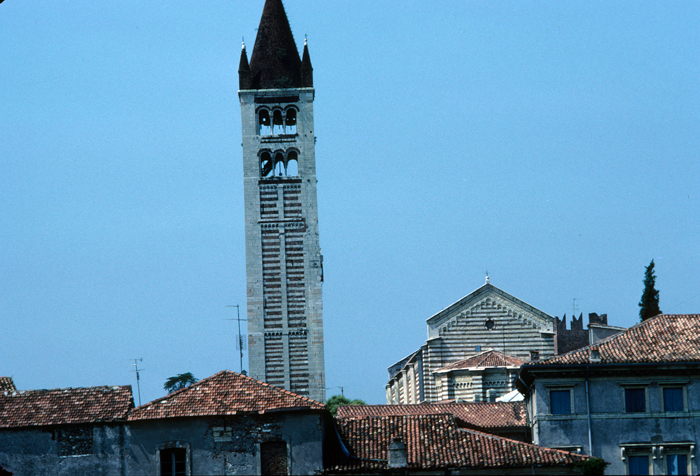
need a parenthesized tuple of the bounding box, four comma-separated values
(239, 0, 312, 90)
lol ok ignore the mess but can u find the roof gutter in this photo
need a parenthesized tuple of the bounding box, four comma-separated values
(520, 361, 700, 385)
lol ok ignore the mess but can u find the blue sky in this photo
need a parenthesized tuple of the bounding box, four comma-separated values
(1, 1, 699, 405)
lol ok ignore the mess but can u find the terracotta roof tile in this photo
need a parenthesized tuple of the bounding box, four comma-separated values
(0, 377, 16, 394)
(0, 385, 133, 429)
(129, 370, 323, 421)
(337, 402, 526, 431)
(330, 414, 587, 472)
(437, 350, 526, 371)
(526, 314, 700, 366)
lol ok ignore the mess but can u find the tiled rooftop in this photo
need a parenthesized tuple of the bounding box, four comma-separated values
(526, 314, 700, 366)
(129, 370, 324, 421)
(437, 350, 526, 371)
(0, 385, 133, 429)
(330, 414, 587, 472)
(0, 377, 16, 394)
(337, 401, 526, 430)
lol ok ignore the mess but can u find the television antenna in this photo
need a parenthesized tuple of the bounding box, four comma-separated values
(130, 358, 144, 406)
(226, 305, 248, 374)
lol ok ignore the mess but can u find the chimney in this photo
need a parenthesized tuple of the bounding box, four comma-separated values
(388, 438, 407, 468)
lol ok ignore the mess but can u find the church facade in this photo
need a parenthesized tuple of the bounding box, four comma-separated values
(238, 0, 325, 403)
(387, 279, 555, 404)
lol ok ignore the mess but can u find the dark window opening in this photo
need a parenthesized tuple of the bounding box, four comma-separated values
(57, 426, 93, 457)
(625, 388, 646, 413)
(261, 441, 288, 476)
(258, 109, 271, 136)
(274, 152, 285, 176)
(485, 319, 495, 330)
(285, 108, 297, 134)
(550, 389, 571, 415)
(530, 351, 540, 361)
(261, 152, 273, 178)
(272, 110, 284, 135)
(160, 448, 186, 476)
(664, 387, 684, 412)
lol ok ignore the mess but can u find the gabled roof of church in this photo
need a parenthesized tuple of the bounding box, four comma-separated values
(0, 384, 133, 429)
(436, 350, 526, 372)
(427, 280, 554, 330)
(128, 370, 324, 421)
(328, 413, 587, 473)
(523, 314, 700, 367)
(244, 0, 311, 90)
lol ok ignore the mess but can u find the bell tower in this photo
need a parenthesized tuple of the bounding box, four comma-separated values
(238, 0, 325, 403)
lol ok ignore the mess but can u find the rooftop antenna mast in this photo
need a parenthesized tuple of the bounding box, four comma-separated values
(572, 298, 580, 316)
(131, 358, 144, 406)
(226, 305, 247, 374)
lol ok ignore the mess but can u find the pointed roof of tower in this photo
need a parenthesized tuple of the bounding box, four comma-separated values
(238, 41, 252, 90)
(248, 0, 303, 89)
(301, 38, 313, 87)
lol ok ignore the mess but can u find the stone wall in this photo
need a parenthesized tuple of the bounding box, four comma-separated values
(554, 313, 608, 355)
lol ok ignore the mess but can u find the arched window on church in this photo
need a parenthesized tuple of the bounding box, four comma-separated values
(286, 150, 298, 176)
(258, 109, 271, 136)
(285, 108, 297, 135)
(260, 151, 273, 178)
(272, 109, 284, 135)
(274, 152, 285, 176)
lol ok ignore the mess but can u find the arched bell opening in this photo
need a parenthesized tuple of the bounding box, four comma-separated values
(258, 109, 271, 136)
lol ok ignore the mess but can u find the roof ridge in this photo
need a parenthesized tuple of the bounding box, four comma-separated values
(14, 384, 131, 394)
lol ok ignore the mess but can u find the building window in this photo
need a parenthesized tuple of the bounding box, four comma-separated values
(628, 454, 650, 475)
(160, 448, 186, 476)
(530, 350, 539, 361)
(485, 318, 495, 330)
(260, 441, 288, 476)
(625, 388, 646, 413)
(667, 453, 688, 475)
(663, 387, 685, 412)
(57, 426, 93, 457)
(550, 389, 571, 415)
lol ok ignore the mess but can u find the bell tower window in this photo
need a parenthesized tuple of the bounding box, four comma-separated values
(285, 108, 297, 134)
(272, 109, 284, 135)
(258, 109, 271, 135)
(261, 151, 273, 178)
(274, 152, 285, 176)
(286, 151, 299, 176)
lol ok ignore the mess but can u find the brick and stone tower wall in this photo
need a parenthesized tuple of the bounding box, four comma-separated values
(238, 0, 325, 403)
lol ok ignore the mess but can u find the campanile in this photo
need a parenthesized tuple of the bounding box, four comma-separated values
(238, 0, 325, 402)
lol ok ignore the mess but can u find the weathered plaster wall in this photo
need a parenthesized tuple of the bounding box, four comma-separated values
(532, 373, 700, 475)
(127, 412, 325, 475)
(0, 425, 127, 476)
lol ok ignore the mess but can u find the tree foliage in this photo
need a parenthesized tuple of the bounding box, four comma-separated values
(163, 372, 198, 394)
(574, 457, 608, 476)
(325, 395, 366, 417)
(639, 259, 661, 321)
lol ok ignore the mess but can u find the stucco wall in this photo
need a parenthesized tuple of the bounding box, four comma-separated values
(0, 425, 127, 476)
(127, 411, 324, 475)
(532, 372, 700, 475)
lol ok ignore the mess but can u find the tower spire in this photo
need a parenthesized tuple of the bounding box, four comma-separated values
(238, 40, 251, 90)
(248, 0, 303, 89)
(301, 37, 313, 88)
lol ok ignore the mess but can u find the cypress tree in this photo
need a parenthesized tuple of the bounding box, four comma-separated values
(639, 259, 661, 321)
